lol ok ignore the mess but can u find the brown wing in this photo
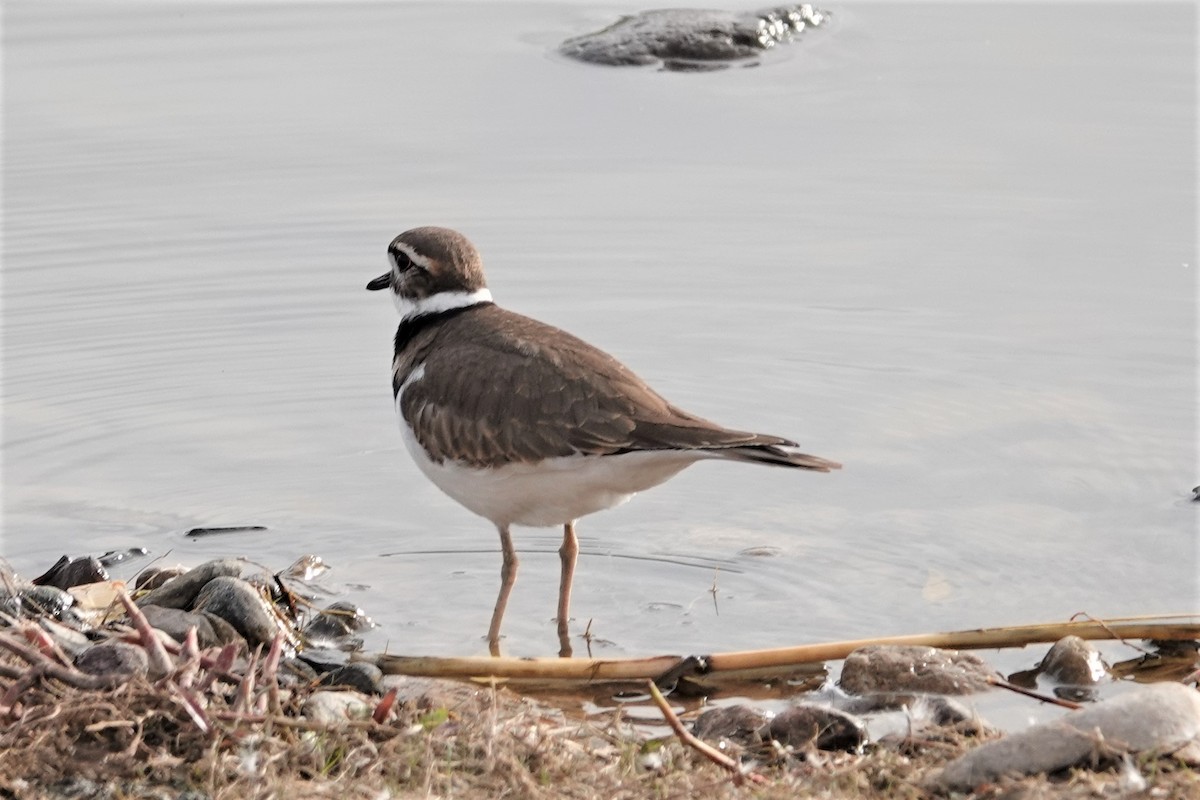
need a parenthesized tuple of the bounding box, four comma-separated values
(397, 305, 799, 468)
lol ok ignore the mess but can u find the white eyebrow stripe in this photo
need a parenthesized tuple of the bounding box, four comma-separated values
(389, 242, 434, 271)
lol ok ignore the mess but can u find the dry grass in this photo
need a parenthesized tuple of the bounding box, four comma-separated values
(2, 666, 1199, 800)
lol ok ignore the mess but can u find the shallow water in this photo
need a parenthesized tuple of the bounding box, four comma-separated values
(3, 0, 1196, 682)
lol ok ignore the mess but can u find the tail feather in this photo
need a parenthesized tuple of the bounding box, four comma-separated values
(720, 444, 842, 472)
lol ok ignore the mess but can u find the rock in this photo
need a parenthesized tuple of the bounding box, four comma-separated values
(74, 641, 149, 681)
(936, 682, 1200, 792)
(37, 618, 92, 659)
(840, 645, 995, 695)
(1039, 636, 1108, 686)
(692, 704, 770, 747)
(298, 647, 351, 674)
(32, 556, 108, 590)
(302, 690, 372, 727)
(768, 705, 867, 752)
(281, 658, 320, 684)
(559, 4, 828, 70)
(139, 604, 243, 648)
(282, 554, 329, 581)
(303, 601, 374, 641)
(135, 566, 188, 592)
(192, 576, 283, 648)
(20, 585, 75, 618)
(319, 662, 384, 695)
(136, 559, 244, 610)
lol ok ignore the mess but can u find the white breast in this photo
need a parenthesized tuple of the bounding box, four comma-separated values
(395, 389, 702, 528)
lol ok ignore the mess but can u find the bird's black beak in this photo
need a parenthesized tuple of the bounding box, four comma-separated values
(366, 273, 391, 291)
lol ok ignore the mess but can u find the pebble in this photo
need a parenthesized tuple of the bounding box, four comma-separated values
(840, 645, 995, 695)
(139, 604, 244, 649)
(768, 704, 867, 752)
(692, 704, 770, 747)
(302, 690, 372, 727)
(135, 566, 188, 592)
(193, 576, 284, 648)
(137, 559, 244, 610)
(936, 682, 1200, 791)
(32, 556, 108, 591)
(1038, 635, 1108, 686)
(319, 662, 384, 695)
(303, 601, 374, 641)
(74, 641, 149, 681)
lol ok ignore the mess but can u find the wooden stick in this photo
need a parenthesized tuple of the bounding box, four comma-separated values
(373, 618, 1200, 682)
(645, 680, 767, 786)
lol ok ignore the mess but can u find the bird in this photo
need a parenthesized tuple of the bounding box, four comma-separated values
(367, 226, 841, 656)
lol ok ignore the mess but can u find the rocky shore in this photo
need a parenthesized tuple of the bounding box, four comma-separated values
(2, 553, 1198, 798)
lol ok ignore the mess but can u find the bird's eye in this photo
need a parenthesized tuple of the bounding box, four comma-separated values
(390, 249, 415, 273)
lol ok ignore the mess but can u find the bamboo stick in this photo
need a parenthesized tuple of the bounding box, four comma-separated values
(372, 617, 1200, 683)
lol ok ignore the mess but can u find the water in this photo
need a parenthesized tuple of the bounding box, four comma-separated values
(3, 2, 1196, 675)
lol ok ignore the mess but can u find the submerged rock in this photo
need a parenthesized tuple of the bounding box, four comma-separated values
(139, 604, 243, 649)
(136, 558, 244, 610)
(303, 601, 375, 642)
(768, 704, 866, 752)
(193, 576, 285, 648)
(32, 555, 108, 590)
(840, 645, 996, 696)
(559, 4, 829, 70)
(692, 704, 770, 747)
(936, 682, 1200, 792)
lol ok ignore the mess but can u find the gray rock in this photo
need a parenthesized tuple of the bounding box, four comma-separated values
(768, 704, 867, 752)
(139, 604, 243, 648)
(840, 645, 995, 696)
(37, 618, 92, 658)
(302, 690, 372, 726)
(192, 576, 283, 648)
(74, 641, 149, 680)
(937, 682, 1200, 792)
(319, 662, 384, 695)
(692, 704, 770, 746)
(20, 585, 75, 619)
(559, 4, 828, 70)
(32, 555, 108, 590)
(303, 601, 375, 642)
(298, 647, 351, 673)
(1039, 635, 1108, 686)
(281, 657, 320, 684)
(135, 566, 188, 592)
(137, 559, 244, 610)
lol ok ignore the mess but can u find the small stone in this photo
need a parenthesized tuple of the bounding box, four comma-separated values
(192, 576, 283, 648)
(137, 559, 244, 610)
(303, 601, 374, 641)
(840, 645, 995, 695)
(37, 618, 92, 658)
(139, 604, 243, 648)
(936, 682, 1200, 791)
(298, 647, 351, 674)
(319, 662, 384, 695)
(692, 704, 769, 747)
(302, 690, 372, 726)
(75, 641, 149, 680)
(20, 585, 75, 618)
(768, 705, 867, 752)
(32, 556, 108, 591)
(1038, 636, 1108, 686)
(135, 566, 188, 592)
(281, 658, 320, 684)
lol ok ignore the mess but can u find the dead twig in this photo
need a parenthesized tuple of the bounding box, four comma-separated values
(986, 675, 1083, 710)
(645, 680, 767, 787)
(115, 587, 174, 677)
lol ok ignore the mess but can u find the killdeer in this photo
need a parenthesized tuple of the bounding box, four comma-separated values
(367, 227, 840, 656)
